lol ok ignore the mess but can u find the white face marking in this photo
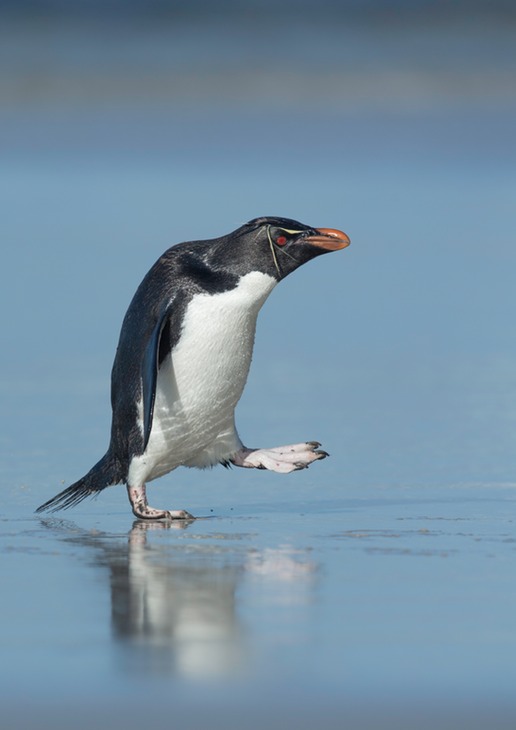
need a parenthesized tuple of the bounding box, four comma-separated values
(128, 272, 277, 485)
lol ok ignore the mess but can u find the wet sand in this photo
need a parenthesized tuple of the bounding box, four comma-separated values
(3, 481, 516, 729)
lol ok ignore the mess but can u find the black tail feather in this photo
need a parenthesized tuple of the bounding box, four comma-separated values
(36, 453, 123, 514)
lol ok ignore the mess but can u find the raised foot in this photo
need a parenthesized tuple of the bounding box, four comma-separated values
(231, 441, 329, 473)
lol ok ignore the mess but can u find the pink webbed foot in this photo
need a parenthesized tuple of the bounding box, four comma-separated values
(127, 484, 194, 521)
(230, 441, 329, 473)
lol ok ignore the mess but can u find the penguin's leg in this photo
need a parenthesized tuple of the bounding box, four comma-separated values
(230, 442, 328, 473)
(126, 483, 194, 521)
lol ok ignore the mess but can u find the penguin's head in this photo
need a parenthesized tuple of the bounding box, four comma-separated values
(233, 216, 350, 280)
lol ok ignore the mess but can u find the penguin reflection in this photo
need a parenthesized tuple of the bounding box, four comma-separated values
(111, 521, 244, 677)
(39, 518, 318, 678)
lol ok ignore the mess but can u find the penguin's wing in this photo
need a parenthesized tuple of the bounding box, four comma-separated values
(142, 304, 176, 451)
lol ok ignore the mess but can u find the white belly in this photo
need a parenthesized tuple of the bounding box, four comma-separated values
(128, 271, 276, 485)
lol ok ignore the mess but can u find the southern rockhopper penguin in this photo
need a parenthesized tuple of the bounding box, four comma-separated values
(36, 216, 350, 520)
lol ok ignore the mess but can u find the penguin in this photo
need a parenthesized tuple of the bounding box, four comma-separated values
(36, 216, 350, 520)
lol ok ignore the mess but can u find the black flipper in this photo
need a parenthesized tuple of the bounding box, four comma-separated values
(142, 308, 171, 451)
(35, 452, 122, 513)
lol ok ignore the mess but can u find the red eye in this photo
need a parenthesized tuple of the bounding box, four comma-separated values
(276, 235, 287, 246)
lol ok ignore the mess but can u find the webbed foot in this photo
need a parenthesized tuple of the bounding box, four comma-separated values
(230, 441, 328, 473)
(127, 484, 194, 521)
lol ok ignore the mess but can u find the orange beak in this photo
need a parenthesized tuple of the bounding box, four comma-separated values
(305, 227, 351, 251)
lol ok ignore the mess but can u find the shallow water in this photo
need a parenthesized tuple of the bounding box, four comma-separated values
(3, 483, 516, 729)
(1, 10, 516, 729)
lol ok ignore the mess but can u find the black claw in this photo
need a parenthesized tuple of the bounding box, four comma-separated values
(307, 441, 322, 448)
(315, 450, 329, 459)
(294, 462, 309, 470)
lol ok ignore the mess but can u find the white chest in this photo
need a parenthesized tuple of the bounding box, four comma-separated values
(139, 271, 277, 477)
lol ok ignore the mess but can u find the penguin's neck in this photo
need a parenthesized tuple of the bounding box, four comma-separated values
(172, 271, 277, 379)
